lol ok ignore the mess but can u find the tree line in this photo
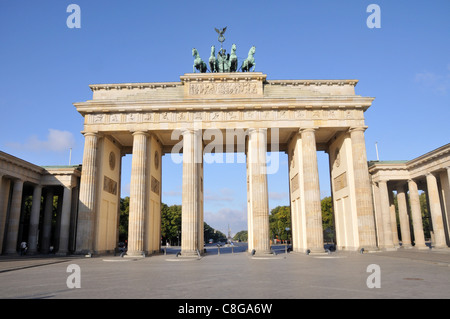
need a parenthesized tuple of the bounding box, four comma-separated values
(119, 197, 227, 245)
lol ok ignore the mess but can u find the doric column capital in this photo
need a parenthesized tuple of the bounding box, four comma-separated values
(131, 130, 149, 137)
(299, 127, 318, 134)
(348, 126, 368, 133)
(81, 131, 98, 137)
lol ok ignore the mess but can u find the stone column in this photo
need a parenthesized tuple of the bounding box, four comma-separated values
(247, 128, 271, 255)
(426, 173, 447, 248)
(397, 184, 412, 248)
(57, 186, 73, 255)
(407, 179, 427, 249)
(181, 129, 204, 257)
(388, 187, 400, 247)
(371, 181, 385, 248)
(127, 131, 148, 257)
(5, 179, 24, 254)
(349, 127, 378, 250)
(27, 184, 43, 254)
(378, 180, 395, 249)
(76, 132, 98, 254)
(300, 128, 324, 253)
(41, 188, 54, 254)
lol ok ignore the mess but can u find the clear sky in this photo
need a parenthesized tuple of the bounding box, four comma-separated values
(1, 1, 449, 236)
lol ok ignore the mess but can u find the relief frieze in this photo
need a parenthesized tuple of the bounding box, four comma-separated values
(188, 82, 259, 96)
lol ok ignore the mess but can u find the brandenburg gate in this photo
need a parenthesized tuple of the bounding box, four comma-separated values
(74, 71, 378, 257)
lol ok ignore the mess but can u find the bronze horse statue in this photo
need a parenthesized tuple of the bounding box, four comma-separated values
(192, 48, 207, 73)
(241, 46, 256, 72)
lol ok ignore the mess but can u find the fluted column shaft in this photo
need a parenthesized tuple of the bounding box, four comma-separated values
(426, 173, 447, 248)
(397, 184, 412, 247)
(388, 188, 400, 247)
(408, 179, 427, 249)
(41, 189, 54, 253)
(247, 128, 270, 255)
(349, 127, 377, 249)
(57, 186, 73, 255)
(27, 185, 43, 254)
(5, 179, 24, 254)
(76, 132, 98, 253)
(378, 180, 395, 249)
(300, 128, 324, 253)
(127, 131, 148, 256)
(181, 129, 203, 256)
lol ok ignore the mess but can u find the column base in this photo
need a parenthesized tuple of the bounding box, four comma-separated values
(306, 247, 327, 255)
(125, 250, 146, 258)
(56, 251, 69, 257)
(412, 245, 431, 250)
(250, 249, 276, 257)
(178, 250, 202, 258)
(381, 246, 398, 251)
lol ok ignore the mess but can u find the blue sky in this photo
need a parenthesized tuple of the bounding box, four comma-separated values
(1, 1, 449, 235)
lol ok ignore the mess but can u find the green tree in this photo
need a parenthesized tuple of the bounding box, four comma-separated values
(119, 196, 129, 242)
(419, 192, 431, 239)
(269, 206, 291, 242)
(161, 204, 182, 245)
(204, 223, 227, 243)
(321, 196, 335, 243)
(233, 230, 248, 242)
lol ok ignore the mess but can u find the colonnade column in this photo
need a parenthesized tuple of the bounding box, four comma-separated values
(57, 186, 73, 255)
(76, 132, 98, 254)
(5, 179, 24, 254)
(41, 189, 54, 254)
(247, 128, 271, 255)
(426, 173, 448, 248)
(407, 179, 427, 249)
(300, 128, 324, 253)
(27, 184, 43, 254)
(127, 131, 149, 257)
(181, 129, 204, 257)
(388, 188, 400, 247)
(396, 184, 412, 248)
(349, 127, 378, 249)
(378, 180, 395, 249)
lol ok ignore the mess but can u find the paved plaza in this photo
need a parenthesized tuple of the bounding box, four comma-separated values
(0, 244, 449, 300)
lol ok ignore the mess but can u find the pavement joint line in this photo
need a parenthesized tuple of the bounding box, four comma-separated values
(0, 259, 71, 274)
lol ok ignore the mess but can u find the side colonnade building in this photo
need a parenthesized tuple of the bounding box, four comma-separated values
(369, 144, 450, 250)
(0, 151, 81, 255)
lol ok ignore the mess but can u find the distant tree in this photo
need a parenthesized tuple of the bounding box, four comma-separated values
(419, 192, 431, 239)
(204, 223, 227, 243)
(119, 196, 129, 242)
(269, 206, 291, 242)
(321, 196, 335, 243)
(233, 230, 248, 242)
(161, 204, 182, 245)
